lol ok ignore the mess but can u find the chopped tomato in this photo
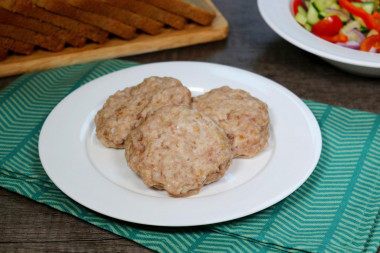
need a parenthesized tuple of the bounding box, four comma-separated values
(373, 11, 380, 21)
(312, 15, 344, 36)
(338, 0, 380, 32)
(360, 34, 380, 51)
(317, 33, 348, 43)
(292, 0, 380, 52)
(293, 0, 303, 14)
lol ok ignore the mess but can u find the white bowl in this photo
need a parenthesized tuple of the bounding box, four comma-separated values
(257, 0, 380, 77)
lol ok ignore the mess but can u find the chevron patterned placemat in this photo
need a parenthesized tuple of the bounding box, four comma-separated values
(1, 59, 379, 253)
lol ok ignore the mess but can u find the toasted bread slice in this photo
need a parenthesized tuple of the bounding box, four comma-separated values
(139, 0, 216, 26)
(0, 24, 65, 52)
(1, 0, 108, 43)
(0, 7, 86, 47)
(0, 35, 34, 55)
(66, 0, 164, 35)
(100, 0, 187, 30)
(31, 0, 137, 40)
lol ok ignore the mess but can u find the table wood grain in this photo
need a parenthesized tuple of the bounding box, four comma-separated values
(1, 0, 379, 252)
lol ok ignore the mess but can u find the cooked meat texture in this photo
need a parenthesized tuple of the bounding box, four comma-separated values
(192, 86, 270, 158)
(125, 105, 233, 197)
(95, 76, 191, 149)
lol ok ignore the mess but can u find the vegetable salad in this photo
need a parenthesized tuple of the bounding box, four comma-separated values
(293, 0, 380, 53)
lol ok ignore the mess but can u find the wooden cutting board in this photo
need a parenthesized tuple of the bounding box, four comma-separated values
(0, 0, 228, 77)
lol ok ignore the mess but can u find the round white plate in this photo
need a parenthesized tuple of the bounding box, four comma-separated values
(258, 0, 380, 77)
(39, 61, 322, 226)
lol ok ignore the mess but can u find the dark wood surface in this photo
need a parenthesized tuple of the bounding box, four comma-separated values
(1, 0, 379, 252)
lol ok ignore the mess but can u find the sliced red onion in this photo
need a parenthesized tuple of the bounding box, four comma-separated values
(368, 47, 380, 54)
(301, 0, 308, 10)
(337, 40, 361, 49)
(369, 47, 377, 53)
(349, 29, 366, 43)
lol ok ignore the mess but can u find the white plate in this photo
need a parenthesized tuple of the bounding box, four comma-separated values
(39, 62, 322, 226)
(258, 0, 380, 77)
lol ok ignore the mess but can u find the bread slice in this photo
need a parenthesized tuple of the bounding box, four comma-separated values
(100, 0, 187, 30)
(0, 24, 65, 52)
(0, 7, 86, 47)
(139, 0, 216, 26)
(31, 0, 137, 40)
(0, 0, 109, 43)
(66, 0, 164, 35)
(0, 47, 9, 61)
(0, 36, 34, 55)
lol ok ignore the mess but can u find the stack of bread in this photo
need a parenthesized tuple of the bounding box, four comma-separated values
(0, 0, 216, 61)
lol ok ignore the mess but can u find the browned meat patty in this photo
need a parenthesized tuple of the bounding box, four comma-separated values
(125, 105, 233, 197)
(94, 76, 191, 148)
(192, 86, 270, 158)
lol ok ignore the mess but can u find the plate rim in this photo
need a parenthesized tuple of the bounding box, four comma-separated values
(38, 61, 322, 226)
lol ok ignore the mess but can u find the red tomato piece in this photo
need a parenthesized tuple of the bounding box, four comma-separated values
(293, 0, 303, 15)
(360, 34, 380, 52)
(317, 33, 348, 43)
(373, 11, 380, 21)
(338, 0, 380, 32)
(312, 15, 344, 36)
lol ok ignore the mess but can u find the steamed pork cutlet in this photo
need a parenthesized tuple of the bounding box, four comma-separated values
(192, 86, 270, 158)
(95, 76, 191, 148)
(125, 105, 233, 197)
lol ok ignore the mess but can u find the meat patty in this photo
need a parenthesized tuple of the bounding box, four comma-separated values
(192, 86, 270, 158)
(125, 105, 233, 197)
(94, 76, 191, 148)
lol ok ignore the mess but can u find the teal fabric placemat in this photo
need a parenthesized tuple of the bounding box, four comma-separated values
(1, 59, 379, 253)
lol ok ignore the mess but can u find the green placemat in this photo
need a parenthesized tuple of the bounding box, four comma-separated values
(1, 59, 379, 253)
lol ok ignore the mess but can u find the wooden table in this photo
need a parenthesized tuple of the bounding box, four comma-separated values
(1, 0, 379, 252)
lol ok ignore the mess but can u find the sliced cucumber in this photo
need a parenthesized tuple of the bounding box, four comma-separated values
(340, 20, 361, 41)
(304, 23, 312, 32)
(367, 29, 379, 36)
(312, 0, 338, 12)
(329, 3, 341, 10)
(312, 0, 327, 12)
(304, 0, 312, 9)
(324, 8, 350, 23)
(318, 10, 329, 19)
(295, 12, 308, 26)
(351, 14, 367, 28)
(307, 4, 320, 25)
(309, 0, 348, 21)
(297, 5, 307, 16)
(361, 2, 375, 13)
(340, 20, 361, 34)
(352, 2, 375, 14)
(359, 26, 370, 33)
